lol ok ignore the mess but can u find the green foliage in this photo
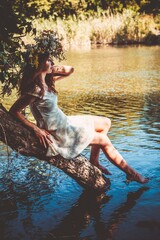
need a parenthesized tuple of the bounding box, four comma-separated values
(0, 39, 23, 95)
(144, 31, 160, 45)
(0, 0, 32, 95)
(140, 0, 160, 14)
(0, 31, 65, 96)
(0, 0, 33, 42)
(24, 31, 65, 68)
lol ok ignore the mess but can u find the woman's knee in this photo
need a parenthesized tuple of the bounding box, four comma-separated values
(93, 116, 111, 133)
(104, 117, 111, 132)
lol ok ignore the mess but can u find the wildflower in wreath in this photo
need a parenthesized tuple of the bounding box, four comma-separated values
(23, 31, 65, 69)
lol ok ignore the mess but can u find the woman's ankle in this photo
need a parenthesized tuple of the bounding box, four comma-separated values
(126, 173, 149, 184)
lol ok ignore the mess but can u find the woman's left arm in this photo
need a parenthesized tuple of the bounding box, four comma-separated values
(52, 65, 74, 81)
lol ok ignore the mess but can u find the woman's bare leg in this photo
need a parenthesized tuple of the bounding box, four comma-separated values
(90, 144, 111, 174)
(91, 132, 149, 183)
(90, 116, 111, 174)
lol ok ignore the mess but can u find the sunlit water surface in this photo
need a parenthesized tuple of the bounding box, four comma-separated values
(0, 45, 160, 240)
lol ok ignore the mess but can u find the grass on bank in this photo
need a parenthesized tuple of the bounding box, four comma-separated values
(25, 9, 160, 49)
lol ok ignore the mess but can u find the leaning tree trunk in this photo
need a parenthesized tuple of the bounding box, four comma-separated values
(0, 104, 109, 192)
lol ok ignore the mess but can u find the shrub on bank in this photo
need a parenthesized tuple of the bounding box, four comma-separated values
(28, 9, 159, 49)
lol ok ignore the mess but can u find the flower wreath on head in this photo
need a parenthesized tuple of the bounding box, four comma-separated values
(0, 30, 65, 96)
(23, 30, 65, 69)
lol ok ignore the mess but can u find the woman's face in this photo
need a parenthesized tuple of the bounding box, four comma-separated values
(42, 59, 54, 74)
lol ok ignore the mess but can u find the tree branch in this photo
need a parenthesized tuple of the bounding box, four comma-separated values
(0, 104, 109, 192)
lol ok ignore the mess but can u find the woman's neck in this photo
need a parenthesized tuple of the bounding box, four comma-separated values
(39, 73, 48, 90)
(40, 72, 46, 83)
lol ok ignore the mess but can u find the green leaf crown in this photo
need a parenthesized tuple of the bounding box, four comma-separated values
(23, 31, 65, 68)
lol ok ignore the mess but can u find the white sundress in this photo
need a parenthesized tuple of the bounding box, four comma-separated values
(27, 86, 95, 159)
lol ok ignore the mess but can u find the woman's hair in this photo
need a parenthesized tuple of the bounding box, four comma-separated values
(19, 53, 57, 96)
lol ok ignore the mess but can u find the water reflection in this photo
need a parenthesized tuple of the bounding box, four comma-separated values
(0, 153, 67, 240)
(46, 187, 149, 240)
(140, 92, 160, 143)
(45, 191, 110, 240)
(103, 187, 149, 240)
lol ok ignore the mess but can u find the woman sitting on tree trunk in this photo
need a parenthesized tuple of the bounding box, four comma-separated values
(9, 33, 149, 184)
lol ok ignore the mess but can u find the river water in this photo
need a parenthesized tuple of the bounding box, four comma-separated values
(0, 45, 160, 240)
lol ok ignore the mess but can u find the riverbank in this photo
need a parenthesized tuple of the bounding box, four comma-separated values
(27, 9, 160, 49)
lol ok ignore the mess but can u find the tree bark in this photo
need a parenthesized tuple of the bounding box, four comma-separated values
(0, 104, 109, 192)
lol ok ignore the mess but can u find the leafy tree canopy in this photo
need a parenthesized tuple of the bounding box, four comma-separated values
(0, 1, 65, 96)
(0, 30, 65, 95)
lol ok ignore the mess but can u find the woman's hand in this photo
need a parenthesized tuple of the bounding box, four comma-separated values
(52, 65, 74, 76)
(33, 127, 53, 149)
(52, 65, 74, 81)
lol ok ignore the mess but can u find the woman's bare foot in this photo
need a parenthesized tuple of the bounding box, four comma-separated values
(97, 164, 112, 175)
(126, 173, 149, 184)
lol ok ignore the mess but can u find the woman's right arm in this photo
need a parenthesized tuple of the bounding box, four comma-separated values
(9, 95, 52, 148)
(9, 94, 38, 131)
(52, 65, 74, 81)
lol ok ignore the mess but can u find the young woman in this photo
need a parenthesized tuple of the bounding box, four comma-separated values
(9, 55, 149, 184)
